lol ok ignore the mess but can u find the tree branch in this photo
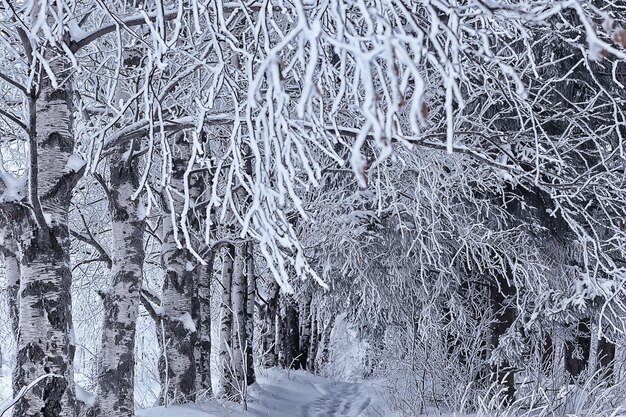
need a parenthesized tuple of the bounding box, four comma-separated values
(0, 109, 27, 133)
(0, 72, 27, 95)
(71, 9, 180, 52)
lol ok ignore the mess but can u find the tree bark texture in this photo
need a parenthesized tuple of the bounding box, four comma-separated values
(244, 242, 256, 384)
(230, 244, 248, 395)
(490, 272, 517, 406)
(159, 135, 200, 404)
(298, 295, 312, 370)
(278, 294, 300, 369)
(307, 308, 319, 373)
(94, 144, 145, 417)
(194, 262, 212, 397)
(10, 38, 82, 416)
(597, 335, 615, 384)
(261, 279, 279, 368)
(315, 315, 335, 371)
(217, 245, 235, 398)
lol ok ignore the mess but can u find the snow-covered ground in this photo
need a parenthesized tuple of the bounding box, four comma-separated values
(137, 368, 396, 417)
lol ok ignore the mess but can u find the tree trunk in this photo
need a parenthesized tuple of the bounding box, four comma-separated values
(0, 236, 20, 347)
(159, 135, 200, 404)
(307, 308, 319, 373)
(245, 242, 256, 384)
(93, 146, 145, 417)
(11, 39, 82, 416)
(230, 244, 247, 397)
(565, 318, 591, 383)
(315, 315, 335, 371)
(298, 295, 312, 370)
(489, 274, 517, 406)
(278, 294, 300, 369)
(217, 245, 235, 398)
(261, 280, 279, 368)
(597, 335, 615, 384)
(159, 217, 197, 404)
(194, 262, 212, 397)
(541, 334, 554, 375)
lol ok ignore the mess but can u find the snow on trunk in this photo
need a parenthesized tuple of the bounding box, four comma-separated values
(217, 245, 235, 398)
(12, 45, 81, 416)
(94, 146, 145, 417)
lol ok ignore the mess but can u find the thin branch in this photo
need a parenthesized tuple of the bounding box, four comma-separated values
(0, 72, 27, 94)
(0, 109, 27, 133)
(71, 9, 180, 52)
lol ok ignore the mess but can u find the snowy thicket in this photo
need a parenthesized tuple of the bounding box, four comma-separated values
(1, 1, 626, 416)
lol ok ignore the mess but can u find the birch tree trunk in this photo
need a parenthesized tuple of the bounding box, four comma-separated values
(261, 280, 279, 368)
(298, 295, 312, 370)
(0, 232, 20, 346)
(244, 242, 256, 384)
(597, 335, 615, 384)
(160, 204, 197, 401)
(194, 262, 212, 396)
(93, 145, 145, 417)
(230, 244, 247, 396)
(489, 271, 517, 405)
(307, 308, 319, 372)
(278, 294, 300, 369)
(217, 244, 235, 398)
(315, 315, 335, 370)
(158, 132, 209, 404)
(12, 46, 82, 417)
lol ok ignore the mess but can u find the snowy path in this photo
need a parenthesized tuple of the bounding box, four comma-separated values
(137, 368, 390, 417)
(301, 379, 372, 417)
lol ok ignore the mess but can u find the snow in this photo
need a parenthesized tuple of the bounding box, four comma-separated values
(176, 312, 197, 333)
(136, 368, 396, 417)
(0, 173, 26, 203)
(0, 365, 11, 408)
(76, 384, 96, 407)
(67, 19, 90, 43)
(65, 154, 86, 173)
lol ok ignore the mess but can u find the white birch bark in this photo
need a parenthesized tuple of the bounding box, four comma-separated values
(278, 294, 300, 369)
(307, 309, 319, 372)
(159, 135, 202, 404)
(261, 280, 279, 368)
(217, 245, 235, 398)
(244, 242, 256, 384)
(315, 316, 336, 371)
(12, 48, 82, 417)
(230, 244, 247, 395)
(194, 262, 212, 396)
(298, 294, 312, 370)
(160, 217, 197, 404)
(93, 145, 145, 417)
(0, 230, 20, 345)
